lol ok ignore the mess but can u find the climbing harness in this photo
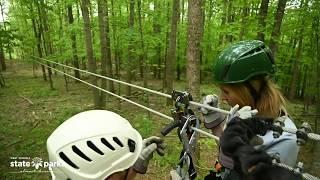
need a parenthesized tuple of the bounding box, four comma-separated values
(32, 56, 320, 180)
(161, 90, 199, 179)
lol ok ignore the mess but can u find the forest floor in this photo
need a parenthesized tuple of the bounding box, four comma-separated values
(0, 60, 318, 179)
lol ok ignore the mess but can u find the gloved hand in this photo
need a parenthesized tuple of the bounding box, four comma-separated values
(200, 94, 225, 129)
(133, 136, 165, 174)
(226, 105, 258, 124)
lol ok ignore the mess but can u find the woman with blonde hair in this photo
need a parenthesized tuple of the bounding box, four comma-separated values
(201, 40, 299, 179)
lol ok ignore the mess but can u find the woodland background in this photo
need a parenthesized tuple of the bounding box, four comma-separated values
(0, 0, 319, 179)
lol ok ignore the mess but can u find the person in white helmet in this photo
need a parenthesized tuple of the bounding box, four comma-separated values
(47, 110, 165, 180)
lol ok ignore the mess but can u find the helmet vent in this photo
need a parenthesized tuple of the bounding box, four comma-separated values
(241, 45, 264, 58)
(128, 139, 136, 152)
(87, 141, 104, 155)
(72, 145, 92, 162)
(113, 137, 124, 147)
(101, 138, 115, 151)
(59, 152, 79, 169)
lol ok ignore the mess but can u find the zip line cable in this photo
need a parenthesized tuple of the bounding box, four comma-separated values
(32, 56, 320, 142)
(274, 162, 320, 180)
(33, 58, 319, 180)
(35, 60, 173, 121)
(31, 56, 230, 114)
(33, 59, 219, 140)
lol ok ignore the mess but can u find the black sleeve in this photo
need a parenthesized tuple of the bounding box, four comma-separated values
(220, 117, 302, 180)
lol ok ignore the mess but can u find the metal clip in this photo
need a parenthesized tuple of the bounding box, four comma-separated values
(272, 116, 285, 138)
(296, 122, 312, 146)
(294, 162, 304, 174)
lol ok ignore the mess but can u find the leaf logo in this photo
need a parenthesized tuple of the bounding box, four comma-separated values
(31, 157, 43, 170)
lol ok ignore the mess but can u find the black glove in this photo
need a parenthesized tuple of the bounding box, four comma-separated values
(220, 117, 272, 175)
(220, 117, 302, 180)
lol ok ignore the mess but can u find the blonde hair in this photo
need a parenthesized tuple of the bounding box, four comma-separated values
(221, 76, 287, 119)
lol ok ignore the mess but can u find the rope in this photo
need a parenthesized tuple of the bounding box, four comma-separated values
(274, 162, 320, 180)
(282, 127, 320, 141)
(34, 59, 219, 141)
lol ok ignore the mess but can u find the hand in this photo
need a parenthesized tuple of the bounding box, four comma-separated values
(200, 94, 225, 129)
(133, 136, 165, 174)
(227, 105, 258, 124)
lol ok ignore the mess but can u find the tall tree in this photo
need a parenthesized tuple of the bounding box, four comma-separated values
(239, 0, 250, 40)
(186, 0, 203, 101)
(126, 0, 135, 96)
(67, 4, 81, 80)
(97, 0, 114, 107)
(97, 0, 108, 108)
(269, 0, 287, 57)
(165, 0, 179, 105)
(104, 2, 114, 93)
(288, 0, 308, 100)
(37, 0, 54, 89)
(0, 0, 7, 71)
(110, 0, 120, 81)
(256, 0, 270, 41)
(137, 0, 148, 88)
(226, 0, 234, 42)
(218, 0, 227, 45)
(80, 0, 100, 108)
(153, 0, 161, 79)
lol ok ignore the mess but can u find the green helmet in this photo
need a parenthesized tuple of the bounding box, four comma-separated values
(214, 40, 275, 84)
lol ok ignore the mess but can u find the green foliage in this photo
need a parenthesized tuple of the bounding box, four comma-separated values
(132, 114, 154, 137)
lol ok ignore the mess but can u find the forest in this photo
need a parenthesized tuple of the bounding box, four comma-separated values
(0, 0, 319, 179)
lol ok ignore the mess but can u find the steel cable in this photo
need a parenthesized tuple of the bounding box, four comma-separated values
(33, 58, 319, 180)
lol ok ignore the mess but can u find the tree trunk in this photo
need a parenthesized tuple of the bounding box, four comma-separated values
(30, 5, 47, 81)
(153, 0, 161, 79)
(312, 9, 320, 135)
(288, 0, 307, 100)
(239, 0, 250, 40)
(0, 45, 5, 71)
(288, 37, 302, 100)
(162, 1, 170, 87)
(126, 0, 135, 96)
(110, 0, 122, 109)
(37, 0, 53, 90)
(176, 0, 185, 81)
(269, 0, 287, 57)
(67, 5, 81, 80)
(226, 0, 234, 42)
(0, 0, 7, 71)
(137, 0, 145, 79)
(165, 0, 180, 105)
(0, 68, 5, 87)
(137, 0, 148, 88)
(218, 0, 227, 46)
(256, 0, 270, 41)
(186, 0, 203, 101)
(80, 0, 100, 108)
(111, 0, 120, 81)
(105, 4, 114, 93)
(97, 0, 109, 108)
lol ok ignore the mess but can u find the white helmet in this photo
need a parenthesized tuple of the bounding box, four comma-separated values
(47, 110, 143, 180)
